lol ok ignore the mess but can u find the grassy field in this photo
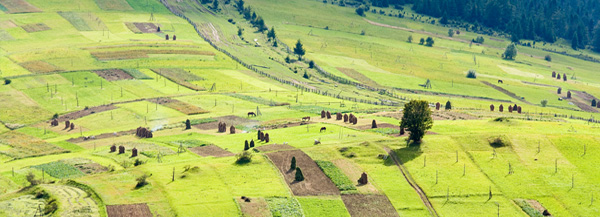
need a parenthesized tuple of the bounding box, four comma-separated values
(1, 0, 600, 216)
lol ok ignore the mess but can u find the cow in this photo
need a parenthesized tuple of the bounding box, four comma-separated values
(247, 112, 256, 117)
(320, 127, 326, 133)
(497, 80, 503, 84)
(302, 116, 310, 122)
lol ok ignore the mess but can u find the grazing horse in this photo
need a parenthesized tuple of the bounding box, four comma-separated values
(247, 112, 256, 117)
(302, 116, 310, 122)
(320, 127, 326, 133)
(497, 80, 503, 84)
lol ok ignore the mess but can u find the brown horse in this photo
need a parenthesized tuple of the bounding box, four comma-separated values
(497, 80, 503, 84)
(302, 116, 310, 122)
(247, 112, 256, 117)
(320, 127, 326, 133)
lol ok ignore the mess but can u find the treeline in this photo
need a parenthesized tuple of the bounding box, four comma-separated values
(235, 0, 267, 32)
(353, 0, 600, 51)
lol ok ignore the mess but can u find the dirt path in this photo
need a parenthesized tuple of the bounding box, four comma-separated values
(384, 147, 439, 217)
(481, 81, 532, 105)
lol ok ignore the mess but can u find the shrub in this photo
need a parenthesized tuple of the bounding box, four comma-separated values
(466, 69, 477, 78)
(295, 167, 304, 181)
(4, 79, 11, 85)
(541, 99, 548, 107)
(285, 56, 291, 63)
(134, 159, 145, 166)
(236, 151, 253, 164)
(448, 29, 454, 37)
(355, 6, 365, 16)
(52, 113, 59, 119)
(493, 117, 510, 122)
(308, 60, 315, 68)
(545, 55, 552, 62)
(488, 136, 511, 148)
(135, 174, 149, 188)
(44, 199, 58, 215)
(26, 172, 40, 186)
(303, 71, 310, 79)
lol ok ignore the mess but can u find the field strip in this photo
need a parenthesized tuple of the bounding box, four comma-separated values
(363, 18, 543, 59)
(481, 81, 533, 105)
(385, 147, 439, 217)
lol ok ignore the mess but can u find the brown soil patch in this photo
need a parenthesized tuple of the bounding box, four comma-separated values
(66, 129, 136, 143)
(133, 22, 159, 33)
(265, 149, 339, 196)
(54, 105, 117, 122)
(189, 145, 234, 157)
(357, 123, 397, 130)
(75, 163, 108, 174)
(341, 194, 398, 217)
(526, 200, 550, 216)
(0, 0, 42, 14)
(236, 197, 271, 217)
(255, 144, 296, 152)
(106, 203, 152, 217)
(569, 91, 598, 113)
(20, 23, 50, 32)
(337, 67, 379, 88)
(481, 81, 532, 105)
(331, 159, 379, 194)
(19, 60, 62, 73)
(431, 111, 478, 120)
(193, 115, 258, 130)
(148, 97, 207, 115)
(150, 68, 206, 91)
(0, 20, 17, 28)
(92, 69, 134, 81)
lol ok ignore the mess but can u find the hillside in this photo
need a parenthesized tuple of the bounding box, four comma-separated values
(0, 0, 599, 216)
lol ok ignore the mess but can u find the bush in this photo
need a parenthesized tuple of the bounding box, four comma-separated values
(466, 69, 477, 79)
(493, 117, 510, 122)
(488, 136, 511, 148)
(448, 29, 454, 37)
(4, 79, 11, 85)
(135, 174, 150, 188)
(308, 60, 315, 68)
(26, 172, 40, 186)
(425, 37, 435, 47)
(355, 6, 365, 16)
(236, 151, 253, 164)
(133, 159, 145, 166)
(540, 99, 548, 107)
(545, 55, 552, 62)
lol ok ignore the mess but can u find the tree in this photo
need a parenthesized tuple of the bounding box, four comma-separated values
(295, 167, 304, 181)
(400, 100, 433, 143)
(545, 55, 552, 62)
(592, 99, 597, 107)
(290, 157, 296, 170)
(502, 43, 517, 60)
(237, 27, 243, 37)
(448, 29, 454, 37)
(308, 60, 315, 68)
(185, 119, 191, 130)
(355, 6, 365, 16)
(4, 79, 11, 85)
(267, 27, 276, 40)
(235, 0, 244, 12)
(135, 174, 149, 188)
(425, 37, 435, 47)
(572, 32, 579, 50)
(593, 22, 600, 53)
(303, 71, 310, 79)
(445, 101, 452, 110)
(294, 40, 305, 60)
(419, 38, 425, 45)
(467, 69, 477, 79)
(541, 99, 548, 107)
(285, 55, 291, 63)
(212, 0, 219, 11)
(408, 35, 413, 43)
